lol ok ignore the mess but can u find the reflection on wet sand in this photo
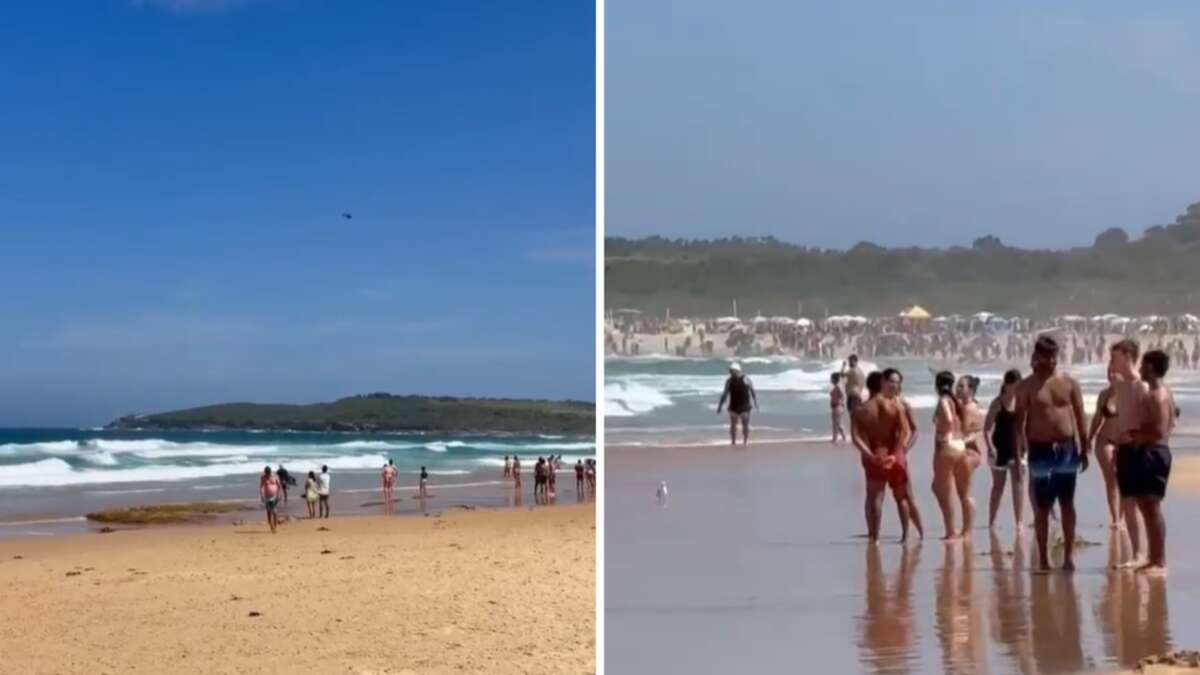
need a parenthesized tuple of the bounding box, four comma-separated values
(989, 531, 1036, 675)
(935, 543, 988, 675)
(858, 545, 920, 674)
(1029, 567, 1085, 673)
(1097, 530, 1173, 669)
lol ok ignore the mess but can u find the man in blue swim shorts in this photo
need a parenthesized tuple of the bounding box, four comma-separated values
(1014, 335, 1090, 571)
(259, 466, 281, 534)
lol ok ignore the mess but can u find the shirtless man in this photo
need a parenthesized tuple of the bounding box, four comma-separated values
(1105, 339, 1149, 565)
(852, 371, 917, 543)
(843, 355, 866, 428)
(575, 459, 585, 494)
(717, 363, 758, 445)
(512, 455, 522, 490)
(260, 466, 281, 533)
(1126, 350, 1176, 574)
(1014, 335, 1090, 571)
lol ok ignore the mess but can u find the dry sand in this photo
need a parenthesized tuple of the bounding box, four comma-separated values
(0, 505, 595, 675)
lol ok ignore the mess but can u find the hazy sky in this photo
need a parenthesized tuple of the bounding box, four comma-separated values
(0, 1, 594, 426)
(607, 1, 1200, 249)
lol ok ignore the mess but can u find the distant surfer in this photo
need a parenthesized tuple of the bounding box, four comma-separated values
(259, 466, 281, 533)
(717, 363, 758, 445)
(1014, 336, 1089, 571)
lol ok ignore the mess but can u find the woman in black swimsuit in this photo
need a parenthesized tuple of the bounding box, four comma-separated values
(983, 369, 1024, 531)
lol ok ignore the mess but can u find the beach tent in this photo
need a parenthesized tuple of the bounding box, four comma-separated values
(898, 305, 932, 320)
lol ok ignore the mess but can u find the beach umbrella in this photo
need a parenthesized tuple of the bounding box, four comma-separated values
(898, 305, 932, 320)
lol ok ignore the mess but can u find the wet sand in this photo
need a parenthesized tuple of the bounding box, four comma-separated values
(0, 467, 586, 538)
(606, 442, 1200, 674)
(0, 504, 595, 675)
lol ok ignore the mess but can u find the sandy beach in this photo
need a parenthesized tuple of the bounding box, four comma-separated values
(605, 441, 1200, 674)
(0, 504, 595, 675)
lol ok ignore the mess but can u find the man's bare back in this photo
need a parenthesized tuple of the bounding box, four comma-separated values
(1018, 373, 1079, 443)
(859, 397, 904, 451)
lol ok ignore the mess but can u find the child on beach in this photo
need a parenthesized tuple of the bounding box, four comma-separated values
(303, 471, 319, 519)
(830, 372, 847, 445)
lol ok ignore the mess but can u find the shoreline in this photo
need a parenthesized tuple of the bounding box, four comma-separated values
(0, 504, 596, 675)
(0, 466, 595, 540)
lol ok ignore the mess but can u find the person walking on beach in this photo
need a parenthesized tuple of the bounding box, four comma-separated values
(303, 470, 319, 519)
(575, 459, 585, 495)
(513, 456, 522, 490)
(984, 369, 1026, 531)
(717, 363, 758, 445)
(547, 456, 557, 500)
(1014, 335, 1089, 571)
(318, 465, 332, 519)
(504, 455, 512, 479)
(830, 372, 847, 445)
(1123, 349, 1175, 574)
(418, 466, 429, 499)
(260, 466, 281, 533)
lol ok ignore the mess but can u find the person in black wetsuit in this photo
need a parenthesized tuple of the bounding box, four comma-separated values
(717, 362, 758, 445)
(984, 369, 1024, 530)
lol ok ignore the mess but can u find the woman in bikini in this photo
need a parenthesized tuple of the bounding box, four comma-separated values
(957, 375, 985, 537)
(984, 369, 1025, 531)
(932, 371, 979, 541)
(1087, 366, 1122, 529)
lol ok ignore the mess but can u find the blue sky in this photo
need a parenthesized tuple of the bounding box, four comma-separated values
(607, 0, 1200, 249)
(0, 1, 594, 426)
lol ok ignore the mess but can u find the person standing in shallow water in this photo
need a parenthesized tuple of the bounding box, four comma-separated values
(717, 363, 758, 445)
(1014, 335, 1089, 571)
(830, 372, 847, 445)
(984, 369, 1026, 531)
(1123, 349, 1176, 574)
(317, 465, 332, 519)
(259, 466, 281, 533)
(303, 470, 319, 519)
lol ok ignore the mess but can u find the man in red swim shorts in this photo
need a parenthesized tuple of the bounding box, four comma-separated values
(853, 370, 923, 543)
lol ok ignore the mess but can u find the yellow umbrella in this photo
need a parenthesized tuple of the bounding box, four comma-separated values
(899, 305, 931, 320)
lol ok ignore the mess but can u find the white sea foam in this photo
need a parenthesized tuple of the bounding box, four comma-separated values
(605, 380, 675, 417)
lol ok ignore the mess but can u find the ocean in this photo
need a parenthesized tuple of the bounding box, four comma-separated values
(606, 354, 1200, 446)
(0, 429, 594, 533)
